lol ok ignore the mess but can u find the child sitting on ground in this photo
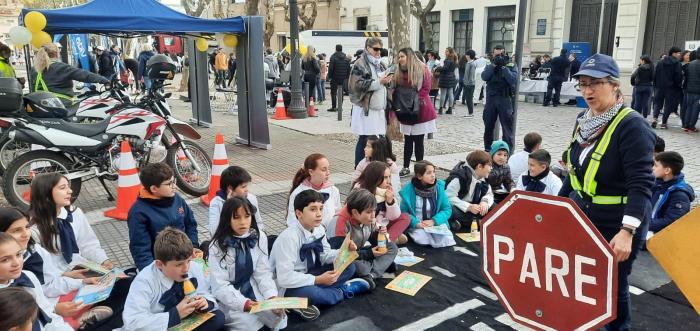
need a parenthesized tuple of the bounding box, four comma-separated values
(445, 151, 494, 232)
(508, 132, 542, 183)
(334, 189, 399, 287)
(486, 140, 514, 205)
(649, 151, 695, 235)
(516, 149, 562, 196)
(128, 163, 199, 271)
(0, 233, 73, 330)
(353, 136, 401, 190)
(286, 154, 341, 230)
(208, 197, 286, 330)
(399, 161, 456, 247)
(122, 228, 225, 330)
(271, 190, 370, 321)
(0, 287, 43, 331)
(208, 166, 263, 236)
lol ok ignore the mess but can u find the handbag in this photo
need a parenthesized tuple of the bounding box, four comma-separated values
(392, 85, 420, 125)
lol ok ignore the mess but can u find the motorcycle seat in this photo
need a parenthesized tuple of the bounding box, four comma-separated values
(37, 117, 110, 137)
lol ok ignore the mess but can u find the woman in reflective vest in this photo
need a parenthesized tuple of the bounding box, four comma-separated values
(29, 43, 109, 107)
(559, 53, 655, 331)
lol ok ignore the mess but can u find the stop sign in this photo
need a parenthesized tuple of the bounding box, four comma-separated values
(481, 191, 618, 331)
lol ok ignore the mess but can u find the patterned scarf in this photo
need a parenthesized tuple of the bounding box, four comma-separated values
(367, 53, 383, 74)
(575, 99, 624, 145)
(412, 178, 437, 220)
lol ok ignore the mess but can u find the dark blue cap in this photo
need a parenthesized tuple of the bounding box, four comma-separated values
(573, 53, 620, 79)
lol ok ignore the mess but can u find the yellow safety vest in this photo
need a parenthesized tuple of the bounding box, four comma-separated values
(566, 107, 634, 205)
(34, 62, 76, 105)
(0, 56, 15, 78)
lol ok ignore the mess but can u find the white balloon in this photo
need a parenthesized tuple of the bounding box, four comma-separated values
(8, 26, 32, 45)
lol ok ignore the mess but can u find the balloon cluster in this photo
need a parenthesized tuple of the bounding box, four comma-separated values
(8, 11, 50, 48)
(195, 34, 238, 52)
(284, 42, 307, 56)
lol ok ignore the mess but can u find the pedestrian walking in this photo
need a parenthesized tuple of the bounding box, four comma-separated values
(136, 44, 155, 92)
(543, 48, 570, 107)
(682, 50, 700, 132)
(462, 50, 477, 117)
(437, 47, 458, 114)
(631, 55, 654, 118)
(349, 37, 392, 166)
(302, 46, 320, 102)
(227, 53, 236, 88)
(317, 54, 327, 104)
(563, 53, 655, 331)
(454, 54, 467, 104)
(680, 50, 692, 125)
(652, 47, 683, 129)
(214, 47, 228, 89)
(481, 45, 518, 152)
(327, 44, 351, 112)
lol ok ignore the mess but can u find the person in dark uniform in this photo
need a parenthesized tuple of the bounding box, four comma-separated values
(560, 53, 655, 331)
(481, 45, 518, 152)
(543, 48, 570, 107)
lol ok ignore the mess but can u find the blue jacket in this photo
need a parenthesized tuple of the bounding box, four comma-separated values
(399, 179, 452, 228)
(481, 63, 518, 96)
(137, 50, 155, 81)
(654, 56, 683, 89)
(127, 190, 199, 270)
(650, 174, 695, 233)
(548, 54, 570, 81)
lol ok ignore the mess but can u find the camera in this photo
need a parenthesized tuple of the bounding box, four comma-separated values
(493, 54, 510, 67)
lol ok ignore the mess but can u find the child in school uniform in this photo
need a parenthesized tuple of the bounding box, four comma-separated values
(209, 197, 287, 330)
(516, 149, 562, 196)
(208, 166, 264, 236)
(0, 287, 44, 331)
(399, 161, 456, 247)
(271, 190, 371, 321)
(649, 151, 695, 235)
(286, 153, 341, 229)
(508, 132, 542, 184)
(444, 150, 494, 232)
(122, 228, 225, 331)
(486, 140, 514, 205)
(0, 207, 46, 285)
(29, 173, 129, 330)
(0, 233, 72, 330)
(128, 163, 199, 271)
(334, 189, 398, 287)
(352, 136, 402, 190)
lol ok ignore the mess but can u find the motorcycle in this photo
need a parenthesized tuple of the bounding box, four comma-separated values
(1, 83, 211, 210)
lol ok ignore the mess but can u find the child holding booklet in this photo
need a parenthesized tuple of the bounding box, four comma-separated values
(209, 197, 287, 330)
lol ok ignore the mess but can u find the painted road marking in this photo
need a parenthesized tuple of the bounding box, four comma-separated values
(629, 285, 645, 295)
(431, 266, 456, 277)
(494, 313, 535, 331)
(454, 246, 478, 256)
(394, 299, 485, 331)
(470, 322, 496, 331)
(472, 286, 498, 301)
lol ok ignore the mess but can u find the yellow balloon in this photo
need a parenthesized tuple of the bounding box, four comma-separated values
(299, 45, 307, 56)
(223, 34, 238, 48)
(25, 11, 47, 33)
(31, 31, 51, 48)
(283, 42, 306, 55)
(196, 38, 208, 52)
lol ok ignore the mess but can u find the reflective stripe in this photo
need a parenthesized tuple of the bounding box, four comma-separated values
(566, 108, 633, 205)
(212, 164, 228, 175)
(34, 65, 76, 104)
(118, 174, 141, 187)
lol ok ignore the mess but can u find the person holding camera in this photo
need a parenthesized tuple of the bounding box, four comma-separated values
(481, 45, 518, 152)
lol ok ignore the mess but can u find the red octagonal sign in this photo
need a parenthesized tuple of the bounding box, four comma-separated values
(481, 191, 618, 331)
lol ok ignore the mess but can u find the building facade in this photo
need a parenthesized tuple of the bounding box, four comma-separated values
(0, 0, 22, 45)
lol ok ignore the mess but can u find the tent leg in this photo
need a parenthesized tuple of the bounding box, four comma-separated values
(188, 39, 213, 128)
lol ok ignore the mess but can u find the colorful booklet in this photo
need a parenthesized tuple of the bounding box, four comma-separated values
(423, 224, 453, 236)
(249, 297, 308, 314)
(333, 234, 359, 274)
(385, 271, 432, 296)
(71, 261, 126, 278)
(73, 272, 116, 305)
(394, 255, 424, 267)
(168, 312, 215, 331)
(456, 232, 480, 243)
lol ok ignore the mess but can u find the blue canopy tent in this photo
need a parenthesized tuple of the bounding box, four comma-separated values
(19, 0, 270, 149)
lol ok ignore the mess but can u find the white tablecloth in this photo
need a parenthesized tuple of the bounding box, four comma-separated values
(519, 80, 581, 99)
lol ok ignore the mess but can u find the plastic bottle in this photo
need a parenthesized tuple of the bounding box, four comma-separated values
(376, 230, 388, 254)
(470, 220, 479, 238)
(183, 278, 196, 299)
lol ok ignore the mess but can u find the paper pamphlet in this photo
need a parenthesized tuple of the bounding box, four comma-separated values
(168, 312, 215, 331)
(456, 232, 480, 243)
(249, 297, 308, 314)
(386, 271, 432, 296)
(72, 261, 127, 278)
(423, 224, 453, 236)
(394, 255, 424, 267)
(73, 272, 116, 305)
(333, 234, 359, 274)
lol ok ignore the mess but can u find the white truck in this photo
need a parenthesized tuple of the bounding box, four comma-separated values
(298, 30, 388, 58)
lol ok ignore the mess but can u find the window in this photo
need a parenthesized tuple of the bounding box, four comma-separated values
(356, 17, 368, 30)
(487, 6, 516, 54)
(419, 11, 441, 52)
(452, 9, 473, 56)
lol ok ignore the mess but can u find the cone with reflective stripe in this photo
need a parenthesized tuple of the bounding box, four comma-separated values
(201, 133, 228, 206)
(104, 141, 141, 221)
(308, 97, 317, 117)
(271, 88, 291, 120)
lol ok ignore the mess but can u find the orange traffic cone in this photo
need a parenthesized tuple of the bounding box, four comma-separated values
(308, 97, 317, 117)
(201, 133, 229, 206)
(104, 141, 141, 221)
(271, 88, 291, 120)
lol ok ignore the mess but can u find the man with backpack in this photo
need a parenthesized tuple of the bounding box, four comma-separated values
(444, 150, 494, 231)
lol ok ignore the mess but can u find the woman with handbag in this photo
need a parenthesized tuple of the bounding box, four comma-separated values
(393, 48, 437, 177)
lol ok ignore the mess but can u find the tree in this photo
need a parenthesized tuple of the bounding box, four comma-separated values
(387, 0, 411, 58)
(283, 0, 318, 32)
(181, 0, 211, 17)
(244, 0, 260, 15)
(410, 0, 436, 51)
(21, 0, 87, 8)
(263, 0, 275, 48)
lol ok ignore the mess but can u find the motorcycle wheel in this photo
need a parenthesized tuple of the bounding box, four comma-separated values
(0, 136, 32, 176)
(166, 140, 211, 197)
(2, 151, 82, 211)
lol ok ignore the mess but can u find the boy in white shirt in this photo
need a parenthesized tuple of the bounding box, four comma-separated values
(122, 228, 225, 331)
(208, 166, 264, 236)
(508, 132, 542, 184)
(516, 149, 563, 196)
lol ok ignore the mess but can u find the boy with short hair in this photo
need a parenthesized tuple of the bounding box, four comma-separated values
(487, 140, 514, 205)
(445, 150, 494, 231)
(515, 149, 562, 196)
(270, 190, 371, 321)
(208, 165, 263, 235)
(122, 228, 225, 330)
(128, 163, 199, 271)
(650, 151, 695, 234)
(508, 132, 542, 183)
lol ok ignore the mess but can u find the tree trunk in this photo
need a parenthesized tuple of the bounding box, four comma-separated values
(263, 0, 275, 48)
(245, 0, 260, 16)
(181, 0, 211, 17)
(410, 0, 436, 51)
(420, 17, 433, 50)
(283, 0, 317, 32)
(387, 0, 411, 58)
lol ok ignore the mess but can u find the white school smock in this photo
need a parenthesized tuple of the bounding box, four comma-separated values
(121, 261, 216, 331)
(286, 183, 341, 228)
(208, 232, 287, 330)
(0, 271, 73, 331)
(508, 150, 530, 184)
(515, 170, 563, 197)
(269, 222, 337, 296)
(208, 193, 264, 236)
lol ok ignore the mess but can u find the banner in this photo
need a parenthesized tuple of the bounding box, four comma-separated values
(70, 34, 91, 72)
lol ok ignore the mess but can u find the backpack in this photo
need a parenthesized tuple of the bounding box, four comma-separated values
(445, 161, 473, 200)
(392, 85, 420, 124)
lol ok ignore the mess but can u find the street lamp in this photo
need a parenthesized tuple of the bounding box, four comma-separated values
(287, 0, 307, 119)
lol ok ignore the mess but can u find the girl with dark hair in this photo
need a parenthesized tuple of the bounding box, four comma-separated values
(437, 47, 459, 114)
(208, 165, 263, 236)
(209, 197, 286, 330)
(286, 153, 340, 229)
(631, 55, 654, 118)
(352, 135, 400, 190)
